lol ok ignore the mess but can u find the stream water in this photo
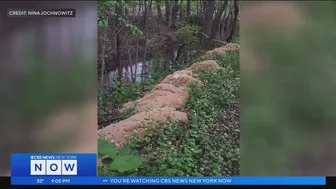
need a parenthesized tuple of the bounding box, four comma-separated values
(107, 50, 178, 89)
(107, 61, 146, 87)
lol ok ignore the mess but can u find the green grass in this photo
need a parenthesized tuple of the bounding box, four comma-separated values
(98, 51, 240, 176)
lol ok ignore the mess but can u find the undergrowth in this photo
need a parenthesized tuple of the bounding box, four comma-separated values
(98, 59, 190, 128)
(98, 52, 240, 176)
(98, 75, 162, 128)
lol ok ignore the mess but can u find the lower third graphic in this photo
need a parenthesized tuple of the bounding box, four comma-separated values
(11, 153, 96, 177)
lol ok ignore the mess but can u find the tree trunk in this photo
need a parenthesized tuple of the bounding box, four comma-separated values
(157, 4, 162, 21)
(116, 0, 122, 80)
(165, 0, 170, 23)
(220, 21, 225, 40)
(171, 0, 179, 27)
(134, 40, 139, 83)
(202, 0, 215, 48)
(143, 0, 148, 27)
(186, 0, 190, 23)
(202, 0, 215, 35)
(208, 0, 228, 49)
(169, 1, 173, 26)
(149, 0, 153, 17)
(223, 4, 231, 38)
(126, 40, 134, 83)
(139, 0, 143, 14)
(196, 0, 199, 25)
(174, 44, 184, 63)
(180, 0, 183, 21)
(142, 0, 149, 89)
(156, 0, 163, 21)
(135, 1, 142, 83)
(163, 58, 168, 72)
(100, 27, 107, 93)
(138, 0, 142, 23)
(219, 12, 226, 40)
(124, 7, 128, 18)
(226, 0, 239, 42)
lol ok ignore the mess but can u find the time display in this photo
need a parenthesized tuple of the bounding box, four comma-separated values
(50, 178, 71, 184)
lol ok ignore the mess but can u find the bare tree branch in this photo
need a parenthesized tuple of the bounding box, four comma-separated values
(197, 31, 227, 45)
(114, 25, 125, 39)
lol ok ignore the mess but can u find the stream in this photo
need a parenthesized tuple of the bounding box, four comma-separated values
(107, 49, 178, 88)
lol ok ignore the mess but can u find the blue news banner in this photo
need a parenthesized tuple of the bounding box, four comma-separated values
(11, 153, 326, 185)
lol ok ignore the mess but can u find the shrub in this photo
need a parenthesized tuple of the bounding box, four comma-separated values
(98, 138, 143, 176)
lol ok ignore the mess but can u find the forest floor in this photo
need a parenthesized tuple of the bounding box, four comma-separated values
(98, 44, 240, 176)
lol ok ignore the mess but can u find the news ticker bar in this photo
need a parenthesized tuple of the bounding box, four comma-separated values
(11, 176, 326, 185)
(6, 9, 76, 18)
(9, 154, 327, 186)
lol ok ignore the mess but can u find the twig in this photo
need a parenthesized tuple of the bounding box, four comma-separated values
(175, 127, 186, 148)
(111, 23, 123, 35)
(197, 31, 211, 39)
(197, 31, 227, 45)
(114, 25, 125, 39)
(213, 39, 227, 45)
(176, 134, 185, 147)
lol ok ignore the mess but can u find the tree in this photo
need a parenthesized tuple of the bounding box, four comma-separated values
(208, 0, 228, 48)
(226, 0, 239, 42)
(155, 0, 163, 22)
(186, 0, 191, 23)
(202, 0, 215, 48)
(165, 0, 170, 23)
(98, 1, 113, 92)
(196, 0, 199, 25)
(100, 24, 108, 93)
(170, 0, 180, 27)
(115, 0, 123, 80)
(180, 0, 183, 21)
(141, 0, 149, 88)
(149, 0, 153, 17)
